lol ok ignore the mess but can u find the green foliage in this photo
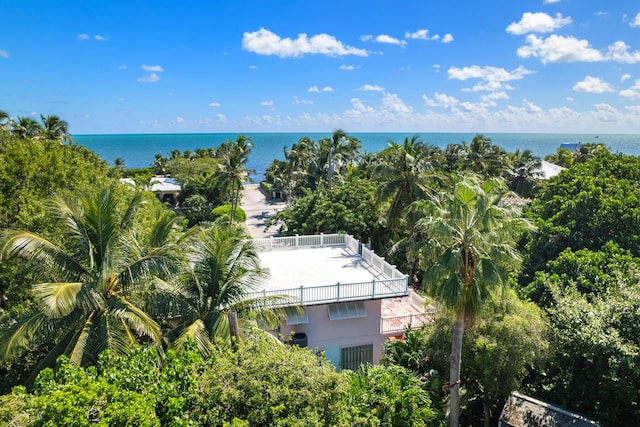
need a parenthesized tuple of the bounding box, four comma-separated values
(522, 241, 640, 306)
(211, 205, 247, 223)
(528, 286, 640, 426)
(520, 151, 640, 296)
(180, 194, 214, 226)
(346, 364, 439, 427)
(193, 338, 351, 427)
(276, 177, 380, 242)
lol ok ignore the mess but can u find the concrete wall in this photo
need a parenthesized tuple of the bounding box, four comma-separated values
(280, 299, 386, 369)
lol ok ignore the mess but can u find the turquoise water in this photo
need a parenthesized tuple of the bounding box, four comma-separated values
(74, 132, 640, 180)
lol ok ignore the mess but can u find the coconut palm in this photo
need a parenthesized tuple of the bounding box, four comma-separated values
(415, 177, 531, 426)
(37, 114, 71, 142)
(0, 185, 186, 378)
(506, 149, 542, 198)
(170, 224, 286, 355)
(462, 135, 510, 177)
(217, 136, 255, 224)
(11, 116, 42, 139)
(0, 110, 10, 132)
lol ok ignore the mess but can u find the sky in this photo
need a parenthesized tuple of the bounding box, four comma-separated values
(1, 0, 640, 135)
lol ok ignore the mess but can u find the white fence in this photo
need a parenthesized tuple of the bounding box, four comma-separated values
(246, 277, 408, 307)
(361, 246, 406, 279)
(380, 310, 436, 335)
(253, 233, 348, 251)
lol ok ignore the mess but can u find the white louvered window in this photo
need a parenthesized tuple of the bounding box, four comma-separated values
(328, 301, 367, 320)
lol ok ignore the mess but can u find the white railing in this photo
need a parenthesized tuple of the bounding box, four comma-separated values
(361, 246, 406, 279)
(380, 310, 436, 335)
(246, 277, 408, 307)
(253, 233, 348, 251)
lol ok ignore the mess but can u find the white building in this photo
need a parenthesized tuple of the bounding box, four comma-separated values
(248, 234, 434, 371)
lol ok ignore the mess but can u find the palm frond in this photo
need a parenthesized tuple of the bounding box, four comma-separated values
(68, 313, 97, 365)
(0, 312, 47, 362)
(109, 296, 163, 346)
(32, 282, 102, 318)
(173, 319, 213, 357)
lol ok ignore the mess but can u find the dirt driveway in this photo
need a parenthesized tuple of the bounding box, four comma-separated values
(240, 184, 286, 238)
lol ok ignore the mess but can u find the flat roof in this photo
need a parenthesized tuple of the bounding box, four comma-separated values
(257, 246, 385, 293)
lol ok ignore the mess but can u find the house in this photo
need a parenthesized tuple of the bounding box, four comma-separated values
(247, 233, 434, 370)
(120, 176, 181, 205)
(499, 392, 601, 427)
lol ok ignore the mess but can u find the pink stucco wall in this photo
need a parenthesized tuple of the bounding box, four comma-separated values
(279, 299, 387, 369)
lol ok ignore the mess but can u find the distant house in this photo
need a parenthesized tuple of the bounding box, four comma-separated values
(536, 160, 565, 180)
(499, 392, 600, 427)
(120, 176, 181, 206)
(560, 142, 581, 152)
(248, 234, 434, 370)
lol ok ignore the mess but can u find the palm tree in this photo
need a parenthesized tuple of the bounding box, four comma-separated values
(0, 110, 10, 132)
(461, 135, 510, 177)
(11, 116, 42, 139)
(506, 149, 542, 198)
(170, 224, 286, 355)
(217, 136, 255, 224)
(415, 177, 531, 426)
(37, 114, 71, 142)
(316, 130, 362, 189)
(0, 185, 186, 378)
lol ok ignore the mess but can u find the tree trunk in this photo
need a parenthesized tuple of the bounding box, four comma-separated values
(483, 397, 491, 427)
(228, 310, 240, 351)
(449, 308, 466, 427)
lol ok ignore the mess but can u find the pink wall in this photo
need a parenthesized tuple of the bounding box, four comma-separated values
(280, 299, 387, 369)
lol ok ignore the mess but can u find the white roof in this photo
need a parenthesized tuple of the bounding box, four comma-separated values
(119, 176, 182, 193)
(537, 160, 565, 179)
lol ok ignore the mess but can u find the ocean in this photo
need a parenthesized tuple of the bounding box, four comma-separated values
(73, 132, 640, 181)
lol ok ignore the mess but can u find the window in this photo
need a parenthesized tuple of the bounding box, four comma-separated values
(328, 301, 367, 320)
(285, 307, 308, 325)
(340, 344, 373, 371)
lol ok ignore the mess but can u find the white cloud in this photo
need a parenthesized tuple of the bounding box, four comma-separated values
(517, 34, 604, 63)
(543, 0, 561, 3)
(405, 29, 438, 40)
(216, 114, 227, 122)
(340, 64, 357, 70)
(175, 116, 185, 123)
(506, 12, 572, 35)
(249, 65, 258, 69)
(433, 64, 441, 72)
(118, 64, 127, 70)
(78, 33, 90, 40)
(349, 98, 375, 113)
(359, 84, 384, 91)
(373, 34, 406, 46)
(308, 86, 333, 93)
(606, 41, 640, 64)
(208, 102, 221, 107)
(142, 64, 164, 72)
(242, 28, 368, 57)
(482, 91, 509, 101)
(622, 73, 632, 82)
(137, 73, 160, 83)
(619, 79, 640, 99)
(260, 101, 274, 106)
(448, 65, 533, 90)
(442, 34, 454, 43)
(0, 50, 8, 59)
(566, 97, 574, 101)
(631, 13, 640, 28)
(423, 92, 460, 110)
(382, 93, 412, 113)
(572, 76, 614, 93)
(95, 35, 107, 41)
(293, 96, 313, 104)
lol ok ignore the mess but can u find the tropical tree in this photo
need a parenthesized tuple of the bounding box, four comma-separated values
(37, 114, 71, 142)
(315, 129, 362, 189)
(415, 177, 531, 426)
(461, 135, 510, 177)
(216, 136, 255, 224)
(170, 224, 285, 355)
(0, 110, 9, 133)
(11, 116, 42, 139)
(0, 185, 186, 381)
(505, 149, 542, 198)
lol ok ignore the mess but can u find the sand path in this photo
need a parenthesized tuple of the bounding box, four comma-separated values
(240, 184, 286, 238)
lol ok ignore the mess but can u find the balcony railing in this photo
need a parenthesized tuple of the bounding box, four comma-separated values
(246, 277, 408, 307)
(380, 310, 436, 335)
(248, 234, 409, 306)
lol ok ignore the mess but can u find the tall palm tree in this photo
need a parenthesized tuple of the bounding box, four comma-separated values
(317, 130, 362, 189)
(0, 185, 186, 378)
(217, 136, 255, 224)
(415, 177, 531, 426)
(0, 110, 10, 132)
(170, 224, 286, 355)
(462, 135, 510, 177)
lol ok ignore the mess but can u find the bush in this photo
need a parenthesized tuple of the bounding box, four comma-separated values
(211, 205, 247, 223)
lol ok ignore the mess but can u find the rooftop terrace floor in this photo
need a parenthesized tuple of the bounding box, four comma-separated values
(257, 246, 386, 292)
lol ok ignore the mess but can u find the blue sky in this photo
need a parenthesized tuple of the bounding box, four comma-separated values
(2, 0, 640, 134)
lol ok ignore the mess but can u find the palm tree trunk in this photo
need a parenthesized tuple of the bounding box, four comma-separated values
(449, 307, 466, 427)
(483, 397, 491, 427)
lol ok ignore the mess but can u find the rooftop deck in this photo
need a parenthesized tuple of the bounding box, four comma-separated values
(246, 234, 409, 307)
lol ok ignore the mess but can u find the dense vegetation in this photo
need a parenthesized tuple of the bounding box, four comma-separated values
(1, 111, 638, 426)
